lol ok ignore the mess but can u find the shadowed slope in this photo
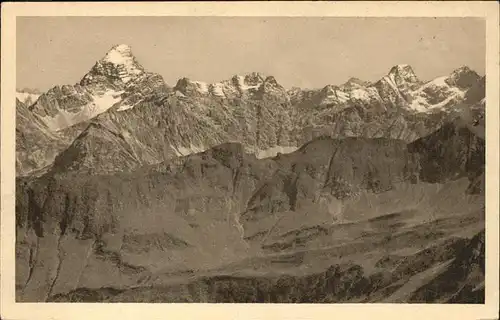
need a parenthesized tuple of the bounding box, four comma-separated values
(16, 119, 485, 302)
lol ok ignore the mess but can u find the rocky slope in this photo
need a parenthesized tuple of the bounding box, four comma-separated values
(16, 45, 485, 177)
(48, 233, 484, 303)
(16, 45, 171, 176)
(15, 118, 485, 302)
(16, 98, 86, 176)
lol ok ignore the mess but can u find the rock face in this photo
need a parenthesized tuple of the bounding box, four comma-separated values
(15, 44, 485, 303)
(408, 121, 485, 186)
(408, 230, 485, 303)
(16, 98, 85, 176)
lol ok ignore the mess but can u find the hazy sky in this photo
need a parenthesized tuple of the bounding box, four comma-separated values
(17, 17, 485, 91)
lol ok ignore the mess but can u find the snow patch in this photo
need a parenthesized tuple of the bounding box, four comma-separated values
(211, 83, 225, 97)
(409, 96, 429, 113)
(168, 144, 298, 160)
(430, 95, 457, 109)
(382, 75, 399, 94)
(235, 75, 261, 91)
(409, 75, 467, 112)
(350, 88, 372, 100)
(41, 90, 123, 131)
(410, 93, 458, 113)
(105, 50, 129, 65)
(102, 44, 144, 83)
(255, 146, 298, 159)
(119, 130, 132, 140)
(172, 144, 206, 157)
(193, 81, 209, 94)
(16, 91, 41, 105)
(117, 103, 135, 112)
(335, 90, 349, 103)
(175, 91, 186, 98)
(92, 91, 123, 113)
(417, 76, 464, 96)
(427, 76, 447, 87)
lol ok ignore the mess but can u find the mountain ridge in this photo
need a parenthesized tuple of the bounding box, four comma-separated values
(16, 45, 485, 177)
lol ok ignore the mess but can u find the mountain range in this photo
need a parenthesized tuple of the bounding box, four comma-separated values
(16, 44, 485, 176)
(15, 44, 486, 303)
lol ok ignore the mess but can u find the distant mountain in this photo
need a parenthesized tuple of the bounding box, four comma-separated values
(173, 72, 288, 102)
(290, 64, 480, 112)
(29, 44, 170, 132)
(16, 44, 485, 177)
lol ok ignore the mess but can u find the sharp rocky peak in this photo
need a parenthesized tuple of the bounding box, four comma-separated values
(229, 72, 265, 88)
(103, 44, 134, 62)
(243, 72, 265, 85)
(174, 77, 194, 87)
(446, 66, 481, 89)
(388, 64, 419, 83)
(80, 44, 146, 87)
(173, 77, 208, 95)
(263, 75, 279, 83)
(450, 65, 475, 75)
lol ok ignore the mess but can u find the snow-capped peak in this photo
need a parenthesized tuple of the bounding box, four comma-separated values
(103, 44, 135, 65)
(80, 44, 145, 86)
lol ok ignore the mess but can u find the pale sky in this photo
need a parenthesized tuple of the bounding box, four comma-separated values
(17, 17, 485, 91)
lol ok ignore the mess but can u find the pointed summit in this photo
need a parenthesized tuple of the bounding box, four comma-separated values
(446, 66, 480, 89)
(256, 75, 288, 101)
(342, 77, 370, 89)
(450, 65, 475, 75)
(388, 64, 419, 84)
(173, 77, 208, 96)
(103, 44, 134, 62)
(230, 73, 265, 92)
(80, 44, 145, 87)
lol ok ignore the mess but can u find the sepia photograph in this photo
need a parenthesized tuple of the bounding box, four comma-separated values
(1, 2, 499, 320)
